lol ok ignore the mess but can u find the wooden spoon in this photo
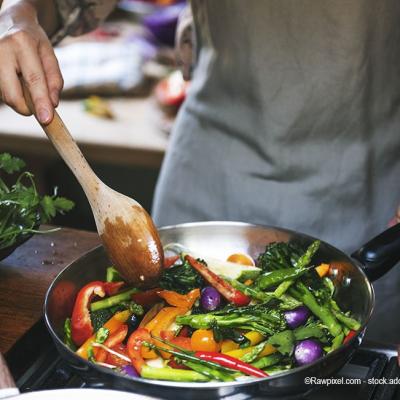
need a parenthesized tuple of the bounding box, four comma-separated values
(22, 85, 163, 287)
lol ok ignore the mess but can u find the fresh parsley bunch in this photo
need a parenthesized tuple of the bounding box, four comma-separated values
(0, 153, 75, 250)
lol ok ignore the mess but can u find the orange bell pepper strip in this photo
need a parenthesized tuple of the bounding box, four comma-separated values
(159, 331, 192, 359)
(95, 324, 129, 363)
(143, 306, 187, 359)
(157, 288, 200, 309)
(316, 263, 330, 278)
(127, 328, 152, 374)
(76, 310, 130, 359)
(139, 302, 164, 328)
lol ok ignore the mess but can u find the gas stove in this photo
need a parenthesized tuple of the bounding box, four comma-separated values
(5, 319, 400, 400)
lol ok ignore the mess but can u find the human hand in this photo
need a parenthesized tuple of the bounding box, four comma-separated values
(0, 1, 63, 124)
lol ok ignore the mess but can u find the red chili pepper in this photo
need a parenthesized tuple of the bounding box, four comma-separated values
(71, 281, 105, 346)
(194, 351, 268, 378)
(104, 281, 125, 296)
(131, 288, 162, 309)
(96, 324, 129, 363)
(185, 255, 251, 306)
(127, 328, 152, 374)
(164, 255, 180, 269)
(344, 330, 357, 344)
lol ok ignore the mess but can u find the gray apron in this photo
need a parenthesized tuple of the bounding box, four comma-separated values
(152, 0, 400, 343)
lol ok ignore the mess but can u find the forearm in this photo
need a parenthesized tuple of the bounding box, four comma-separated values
(0, 0, 59, 37)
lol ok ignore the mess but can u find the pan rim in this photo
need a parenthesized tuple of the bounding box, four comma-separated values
(43, 220, 375, 390)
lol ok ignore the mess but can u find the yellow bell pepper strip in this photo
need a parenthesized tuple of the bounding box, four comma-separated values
(185, 255, 250, 306)
(221, 331, 265, 354)
(157, 288, 200, 309)
(71, 281, 105, 346)
(245, 331, 265, 346)
(95, 324, 128, 363)
(316, 263, 330, 277)
(76, 310, 130, 359)
(143, 306, 187, 359)
(139, 302, 164, 328)
(221, 339, 239, 353)
(226, 343, 276, 360)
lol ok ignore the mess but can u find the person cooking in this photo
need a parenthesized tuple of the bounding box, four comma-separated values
(0, 0, 399, 342)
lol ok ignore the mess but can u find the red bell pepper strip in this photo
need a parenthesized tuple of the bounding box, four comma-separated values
(185, 255, 251, 306)
(131, 288, 162, 309)
(194, 351, 268, 378)
(104, 281, 125, 296)
(164, 255, 180, 269)
(127, 328, 152, 374)
(344, 330, 357, 344)
(71, 281, 105, 346)
(95, 324, 129, 363)
(105, 343, 129, 368)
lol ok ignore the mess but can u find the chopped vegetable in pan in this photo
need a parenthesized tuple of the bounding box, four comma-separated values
(64, 240, 361, 382)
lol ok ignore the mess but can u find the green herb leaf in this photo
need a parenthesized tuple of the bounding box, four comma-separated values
(267, 330, 295, 356)
(0, 153, 25, 174)
(0, 153, 74, 250)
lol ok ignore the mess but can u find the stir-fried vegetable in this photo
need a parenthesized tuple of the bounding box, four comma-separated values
(64, 240, 360, 383)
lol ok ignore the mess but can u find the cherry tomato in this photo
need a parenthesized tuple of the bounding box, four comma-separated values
(105, 343, 129, 368)
(226, 253, 255, 266)
(190, 329, 221, 352)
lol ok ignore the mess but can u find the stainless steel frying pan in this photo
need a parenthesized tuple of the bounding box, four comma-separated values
(44, 221, 400, 399)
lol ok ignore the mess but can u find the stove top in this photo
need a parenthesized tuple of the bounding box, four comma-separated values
(5, 320, 400, 400)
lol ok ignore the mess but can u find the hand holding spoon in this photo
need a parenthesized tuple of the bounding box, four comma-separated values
(22, 84, 163, 287)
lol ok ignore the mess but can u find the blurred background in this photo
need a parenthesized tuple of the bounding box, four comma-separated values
(0, 0, 189, 231)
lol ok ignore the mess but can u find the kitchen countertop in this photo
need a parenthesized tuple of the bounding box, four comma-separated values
(0, 227, 100, 354)
(0, 97, 169, 169)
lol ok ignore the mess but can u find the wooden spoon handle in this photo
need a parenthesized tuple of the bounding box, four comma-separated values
(21, 83, 100, 200)
(0, 353, 18, 393)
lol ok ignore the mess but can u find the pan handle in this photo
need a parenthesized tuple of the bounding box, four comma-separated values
(351, 223, 400, 281)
